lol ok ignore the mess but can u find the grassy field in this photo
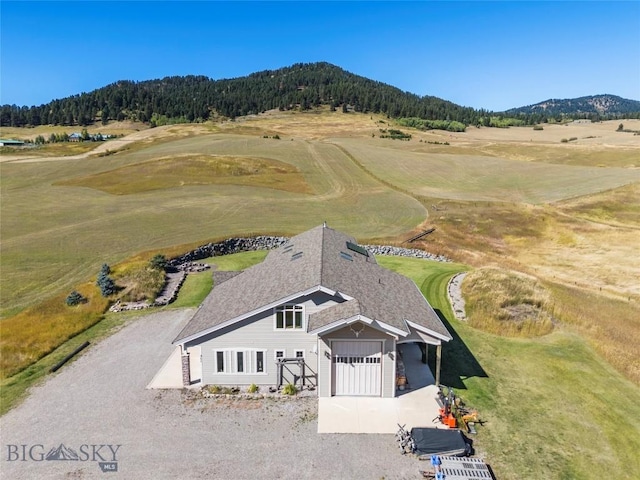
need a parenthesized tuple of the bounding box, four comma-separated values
(55, 154, 313, 195)
(334, 138, 640, 203)
(0, 131, 426, 316)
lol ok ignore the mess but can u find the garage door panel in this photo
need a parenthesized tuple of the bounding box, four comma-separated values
(332, 341, 382, 396)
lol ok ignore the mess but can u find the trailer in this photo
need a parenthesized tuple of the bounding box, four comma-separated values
(420, 455, 496, 479)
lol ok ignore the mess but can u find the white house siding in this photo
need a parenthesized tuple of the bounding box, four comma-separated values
(191, 291, 338, 387)
(185, 345, 201, 383)
(317, 324, 396, 398)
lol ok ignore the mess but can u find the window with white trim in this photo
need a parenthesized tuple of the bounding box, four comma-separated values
(295, 350, 305, 359)
(256, 351, 264, 373)
(275, 350, 285, 361)
(275, 305, 304, 330)
(216, 351, 225, 373)
(213, 349, 267, 374)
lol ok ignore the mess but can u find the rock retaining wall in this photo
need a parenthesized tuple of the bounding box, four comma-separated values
(168, 236, 289, 266)
(362, 244, 450, 262)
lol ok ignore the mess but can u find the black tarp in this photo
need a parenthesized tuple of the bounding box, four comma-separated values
(410, 428, 472, 457)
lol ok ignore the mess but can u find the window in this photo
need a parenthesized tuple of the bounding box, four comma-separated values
(295, 350, 305, 359)
(275, 305, 304, 330)
(216, 351, 225, 373)
(256, 351, 264, 373)
(213, 349, 267, 374)
(237, 351, 244, 373)
(275, 350, 285, 361)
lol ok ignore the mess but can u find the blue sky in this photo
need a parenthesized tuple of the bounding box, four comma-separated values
(1, 1, 639, 111)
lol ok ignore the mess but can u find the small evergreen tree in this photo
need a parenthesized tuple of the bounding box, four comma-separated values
(65, 290, 86, 306)
(97, 264, 117, 297)
(617, 123, 624, 131)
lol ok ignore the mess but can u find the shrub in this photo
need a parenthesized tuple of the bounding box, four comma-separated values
(205, 385, 239, 395)
(561, 138, 568, 143)
(282, 383, 298, 395)
(207, 385, 222, 394)
(149, 254, 167, 271)
(248, 383, 259, 393)
(533, 125, 543, 131)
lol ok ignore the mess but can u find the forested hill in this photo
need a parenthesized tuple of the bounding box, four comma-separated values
(506, 94, 640, 118)
(0, 62, 485, 128)
(4, 64, 638, 128)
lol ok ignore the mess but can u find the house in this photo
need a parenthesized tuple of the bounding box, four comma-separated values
(171, 224, 452, 398)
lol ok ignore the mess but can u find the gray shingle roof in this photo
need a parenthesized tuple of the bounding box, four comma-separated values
(174, 225, 451, 343)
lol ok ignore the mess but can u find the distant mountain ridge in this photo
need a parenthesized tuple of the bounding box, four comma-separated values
(506, 94, 640, 117)
(1, 63, 639, 128)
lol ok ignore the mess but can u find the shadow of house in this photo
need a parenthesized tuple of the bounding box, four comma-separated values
(427, 309, 488, 389)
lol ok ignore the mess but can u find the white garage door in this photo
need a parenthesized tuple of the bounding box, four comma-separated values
(332, 341, 382, 396)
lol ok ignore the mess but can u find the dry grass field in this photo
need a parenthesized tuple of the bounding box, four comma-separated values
(1, 110, 639, 478)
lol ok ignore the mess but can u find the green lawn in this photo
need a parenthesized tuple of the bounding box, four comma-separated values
(168, 272, 213, 309)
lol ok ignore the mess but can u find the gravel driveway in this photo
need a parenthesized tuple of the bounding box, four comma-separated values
(1, 309, 422, 479)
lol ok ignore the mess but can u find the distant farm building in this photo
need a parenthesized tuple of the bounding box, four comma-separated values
(0, 139, 25, 147)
